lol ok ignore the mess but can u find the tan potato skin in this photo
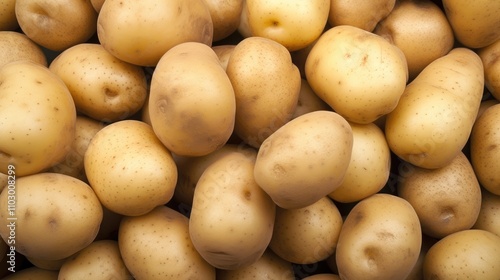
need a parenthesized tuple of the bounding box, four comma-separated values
(1, 267, 59, 280)
(0, 0, 18, 31)
(204, 0, 243, 42)
(0, 31, 47, 68)
(478, 39, 500, 100)
(328, 0, 396, 32)
(473, 188, 500, 237)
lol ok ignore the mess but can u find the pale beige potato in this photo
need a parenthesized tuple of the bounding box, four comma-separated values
(373, 0, 455, 81)
(149, 42, 236, 157)
(26, 256, 67, 271)
(328, 122, 391, 203)
(90, 0, 105, 13)
(470, 104, 500, 195)
(254, 110, 353, 209)
(49, 43, 148, 122)
(97, 0, 213, 66)
(303, 274, 340, 280)
(0, 173, 103, 260)
(0, 61, 76, 176)
(305, 25, 408, 124)
(15, 0, 97, 51)
(226, 36, 301, 148)
(246, 0, 330, 51)
(84, 120, 178, 216)
(237, 1, 252, 38)
(336, 193, 422, 280)
(473, 188, 500, 236)
(269, 197, 343, 264)
(423, 229, 500, 279)
(1, 267, 58, 280)
(119, 206, 215, 279)
(442, 0, 500, 49)
(204, 0, 243, 41)
(478, 39, 500, 100)
(0, 31, 47, 68)
(58, 240, 132, 280)
(398, 152, 482, 239)
(385, 48, 484, 169)
(216, 249, 295, 280)
(189, 150, 276, 270)
(328, 0, 396, 31)
(212, 44, 236, 70)
(291, 79, 330, 119)
(0, 0, 18, 31)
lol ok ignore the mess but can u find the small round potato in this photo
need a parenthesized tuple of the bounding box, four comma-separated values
(328, 0, 396, 31)
(0, 31, 47, 68)
(478, 39, 500, 101)
(26, 256, 67, 271)
(212, 44, 236, 70)
(204, 0, 243, 42)
(473, 188, 500, 236)
(291, 79, 330, 119)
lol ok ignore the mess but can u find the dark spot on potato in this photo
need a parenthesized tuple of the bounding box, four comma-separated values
(48, 217, 58, 230)
(243, 190, 251, 201)
(440, 207, 455, 223)
(104, 87, 118, 98)
(352, 211, 364, 224)
(376, 231, 395, 240)
(24, 209, 31, 219)
(487, 144, 497, 151)
(273, 164, 286, 176)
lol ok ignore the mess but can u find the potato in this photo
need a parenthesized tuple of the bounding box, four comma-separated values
(0, 173, 103, 260)
(189, 150, 276, 270)
(1, 267, 58, 280)
(397, 152, 482, 239)
(404, 234, 437, 280)
(119, 206, 215, 279)
(15, 0, 97, 51)
(442, 0, 500, 49)
(237, 1, 252, 38)
(212, 44, 235, 71)
(90, 0, 105, 13)
(305, 25, 408, 124)
(84, 120, 177, 216)
(423, 229, 500, 279)
(0, 61, 76, 176)
(385, 48, 484, 169)
(291, 79, 330, 119)
(328, 0, 396, 32)
(477, 99, 500, 121)
(328, 122, 391, 203)
(254, 110, 353, 209)
(97, 0, 213, 66)
(478, 39, 500, 101)
(0, 31, 47, 68)
(470, 103, 500, 195)
(336, 193, 421, 280)
(26, 256, 67, 271)
(49, 43, 148, 123)
(269, 197, 343, 264)
(0, 0, 18, 31)
(473, 188, 500, 236)
(58, 240, 131, 280)
(149, 42, 235, 157)
(203, 0, 243, 42)
(226, 36, 301, 148)
(216, 249, 295, 280)
(373, 0, 455, 81)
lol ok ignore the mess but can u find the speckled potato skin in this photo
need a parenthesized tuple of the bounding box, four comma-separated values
(0, 31, 47, 68)
(0, 61, 76, 176)
(119, 206, 215, 280)
(84, 120, 178, 216)
(0, 173, 103, 260)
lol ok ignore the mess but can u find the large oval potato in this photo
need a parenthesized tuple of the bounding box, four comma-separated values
(385, 48, 484, 169)
(254, 110, 353, 209)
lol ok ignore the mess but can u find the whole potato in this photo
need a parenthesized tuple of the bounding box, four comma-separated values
(0, 31, 47, 68)
(305, 25, 408, 124)
(336, 193, 422, 280)
(385, 48, 484, 169)
(397, 152, 482, 239)
(97, 0, 213, 66)
(328, 0, 396, 31)
(226, 36, 301, 148)
(254, 110, 353, 209)
(26, 256, 67, 271)
(84, 120, 178, 216)
(119, 206, 215, 279)
(0, 173, 103, 260)
(49, 43, 148, 123)
(212, 44, 235, 71)
(189, 150, 276, 270)
(203, 0, 243, 42)
(423, 229, 500, 279)
(0, 0, 18, 31)
(473, 188, 500, 236)
(291, 79, 330, 119)
(0, 61, 76, 176)
(478, 39, 500, 101)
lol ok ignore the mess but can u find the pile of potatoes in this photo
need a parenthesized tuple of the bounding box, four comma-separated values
(1, 0, 500, 279)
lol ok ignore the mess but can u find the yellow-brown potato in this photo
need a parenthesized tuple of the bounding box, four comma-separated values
(90, 0, 105, 13)
(423, 229, 500, 279)
(204, 0, 243, 42)
(0, 61, 76, 176)
(473, 188, 500, 236)
(0, 0, 18, 31)
(216, 249, 295, 280)
(226, 36, 301, 148)
(212, 44, 236, 70)
(477, 99, 500, 121)
(305, 25, 408, 124)
(0, 173, 103, 260)
(442, 0, 500, 49)
(0, 31, 47, 68)
(470, 104, 500, 195)
(478, 39, 500, 101)
(237, 1, 252, 38)
(302, 274, 341, 280)
(97, 0, 213, 66)
(254, 110, 353, 209)
(397, 152, 482, 239)
(373, 0, 455, 81)
(329, 122, 391, 203)
(1, 267, 58, 280)
(84, 120, 178, 216)
(269, 197, 343, 264)
(385, 48, 484, 169)
(119, 206, 215, 279)
(291, 79, 330, 119)
(189, 150, 276, 270)
(149, 42, 235, 157)
(26, 256, 67, 271)
(336, 193, 421, 280)
(49, 43, 148, 123)
(328, 0, 396, 31)
(58, 240, 132, 280)
(15, 0, 97, 51)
